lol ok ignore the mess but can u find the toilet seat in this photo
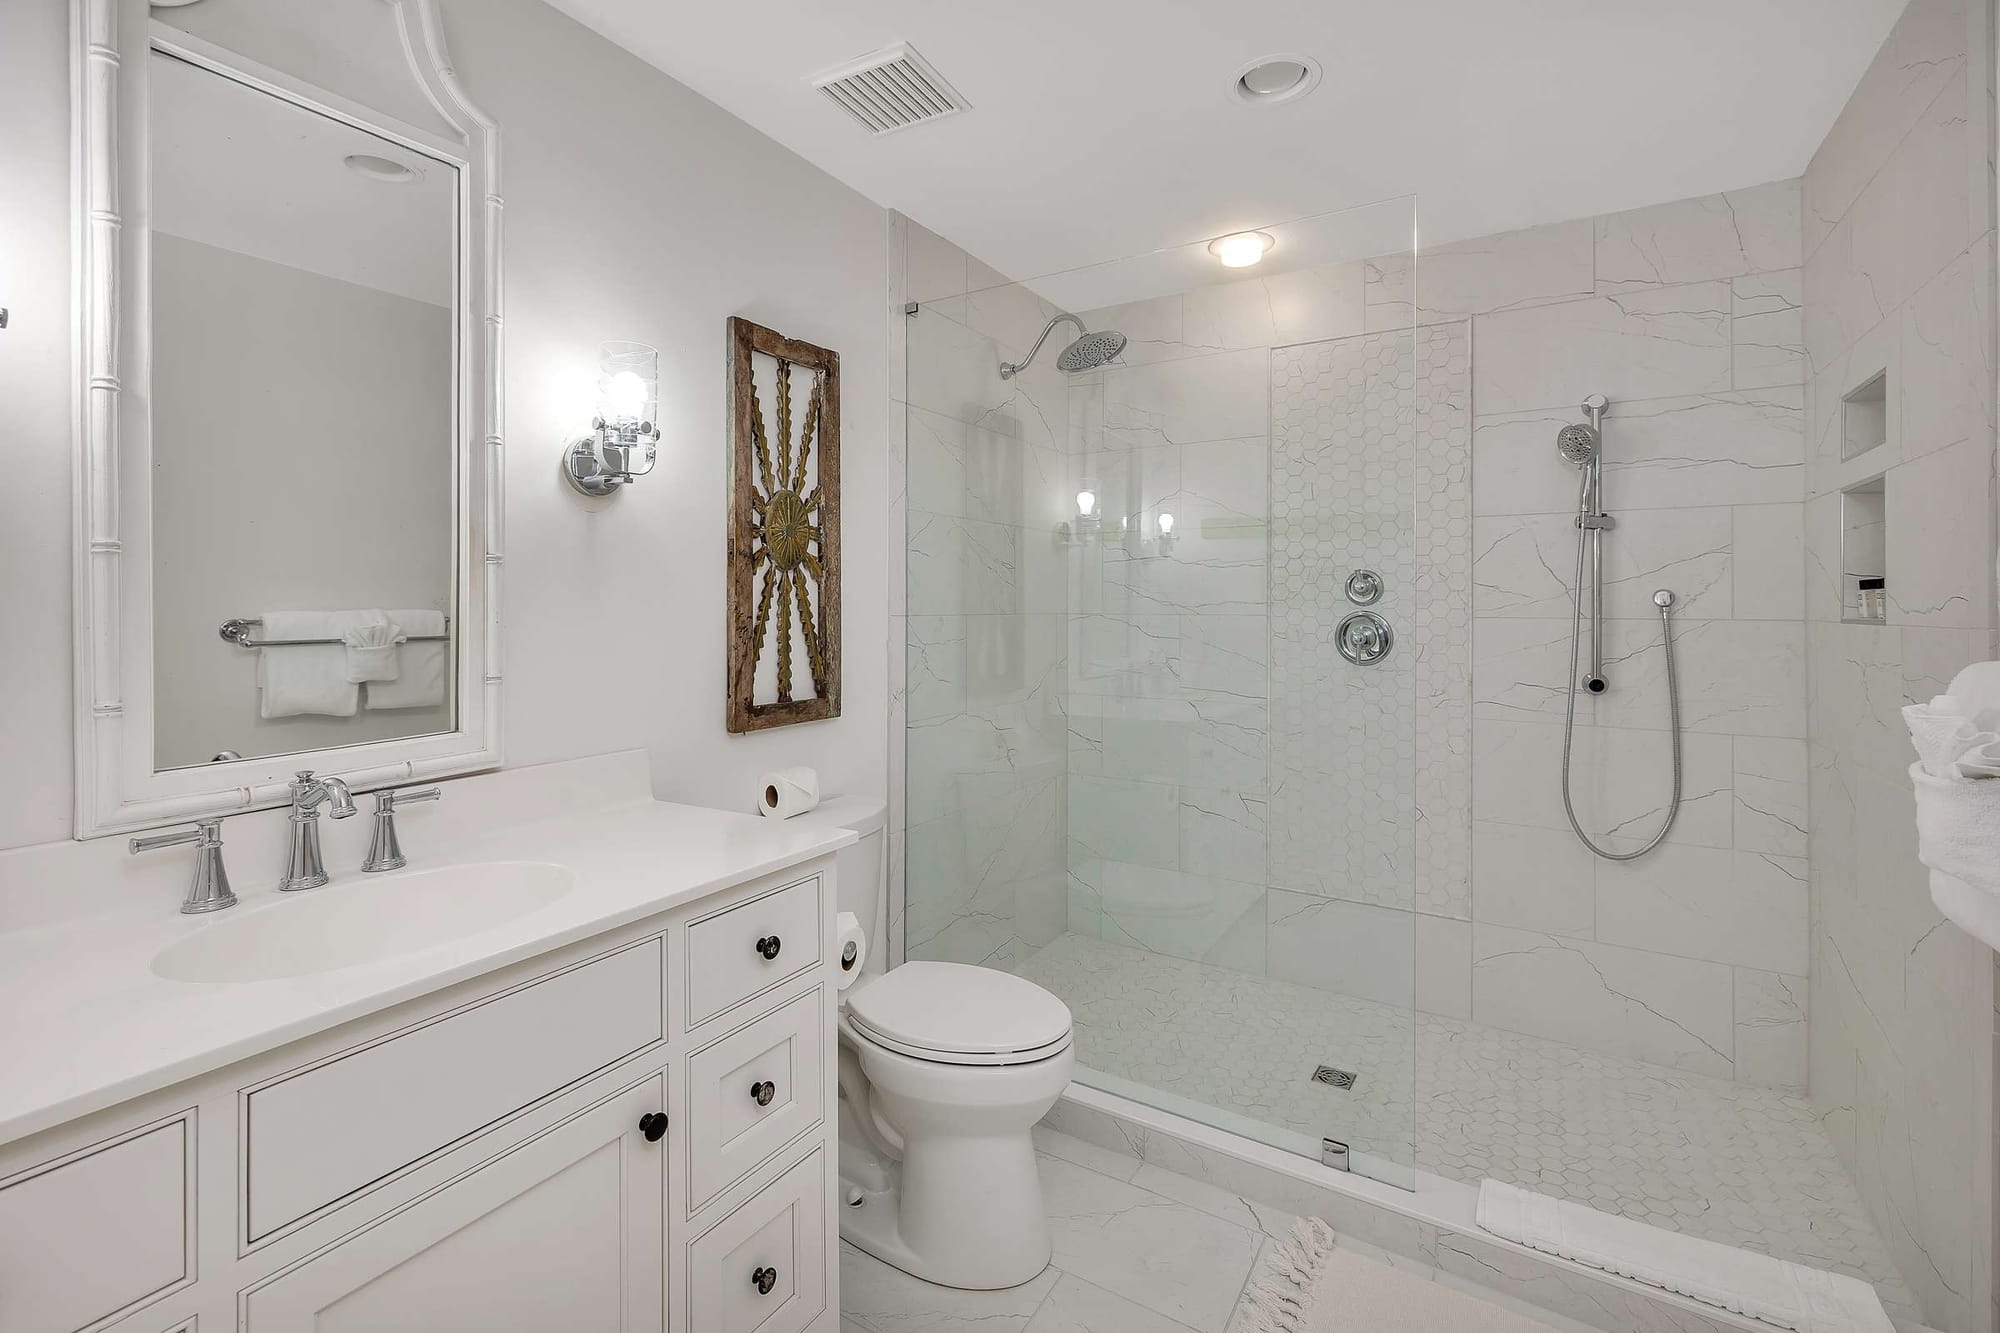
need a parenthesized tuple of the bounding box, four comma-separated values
(844, 961, 1072, 1067)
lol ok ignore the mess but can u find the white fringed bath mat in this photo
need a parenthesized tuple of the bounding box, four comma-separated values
(1239, 1218, 1559, 1333)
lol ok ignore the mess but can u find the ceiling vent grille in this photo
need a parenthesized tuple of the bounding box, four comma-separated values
(811, 43, 969, 136)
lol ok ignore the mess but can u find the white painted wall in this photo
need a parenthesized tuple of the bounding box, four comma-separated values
(0, 0, 889, 849)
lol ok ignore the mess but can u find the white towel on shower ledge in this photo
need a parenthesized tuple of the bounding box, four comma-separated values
(1476, 1180, 1892, 1333)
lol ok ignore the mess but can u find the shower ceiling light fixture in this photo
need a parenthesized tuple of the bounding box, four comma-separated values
(1231, 54, 1323, 105)
(1209, 231, 1275, 268)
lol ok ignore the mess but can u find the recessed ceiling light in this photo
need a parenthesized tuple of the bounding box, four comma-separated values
(1232, 54, 1322, 105)
(1208, 231, 1275, 268)
(343, 153, 417, 183)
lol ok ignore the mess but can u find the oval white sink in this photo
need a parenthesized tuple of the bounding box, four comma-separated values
(152, 861, 575, 984)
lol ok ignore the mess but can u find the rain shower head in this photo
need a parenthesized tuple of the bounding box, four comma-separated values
(1000, 313, 1127, 379)
(1055, 329, 1128, 373)
(1556, 422, 1600, 465)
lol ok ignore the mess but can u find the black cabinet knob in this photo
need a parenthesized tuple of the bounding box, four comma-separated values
(755, 935, 782, 961)
(752, 1266, 778, 1296)
(639, 1111, 668, 1142)
(751, 1080, 776, 1107)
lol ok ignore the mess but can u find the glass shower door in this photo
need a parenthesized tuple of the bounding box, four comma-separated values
(899, 196, 1426, 1190)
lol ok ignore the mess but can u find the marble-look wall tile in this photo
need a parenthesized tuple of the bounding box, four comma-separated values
(1098, 349, 1270, 450)
(1069, 775, 1180, 870)
(1472, 821, 1594, 938)
(1181, 787, 1267, 884)
(1595, 180, 1801, 293)
(1731, 269, 1809, 390)
(1731, 736, 1809, 857)
(1473, 389, 1804, 517)
(1803, 0, 1967, 255)
(1182, 261, 1368, 354)
(1471, 924, 1737, 1078)
(1416, 914, 1473, 1020)
(1902, 245, 1996, 465)
(907, 403, 1065, 529)
(1734, 969, 1809, 1095)
(1732, 502, 1807, 620)
(1473, 283, 1733, 414)
(1367, 217, 1594, 325)
(1077, 858, 1266, 970)
(1265, 889, 1414, 1006)
(1885, 435, 1996, 629)
(1596, 845, 1809, 974)
(1474, 506, 1733, 620)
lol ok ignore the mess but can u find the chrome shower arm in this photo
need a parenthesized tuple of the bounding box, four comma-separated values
(999, 313, 1086, 380)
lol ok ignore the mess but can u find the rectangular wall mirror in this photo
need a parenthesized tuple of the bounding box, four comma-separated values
(73, 0, 502, 835)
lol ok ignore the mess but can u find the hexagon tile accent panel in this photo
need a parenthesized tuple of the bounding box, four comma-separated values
(1268, 323, 1471, 919)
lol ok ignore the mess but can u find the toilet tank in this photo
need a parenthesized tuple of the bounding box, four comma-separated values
(775, 794, 887, 976)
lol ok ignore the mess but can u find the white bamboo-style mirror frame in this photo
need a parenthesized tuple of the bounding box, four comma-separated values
(70, 0, 504, 837)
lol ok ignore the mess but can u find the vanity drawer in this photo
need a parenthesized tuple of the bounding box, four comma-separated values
(687, 988, 824, 1208)
(0, 1114, 191, 1332)
(244, 937, 663, 1242)
(688, 1147, 826, 1333)
(686, 876, 820, 1026)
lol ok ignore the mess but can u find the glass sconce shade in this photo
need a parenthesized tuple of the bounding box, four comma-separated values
(596, 340, 658, 429)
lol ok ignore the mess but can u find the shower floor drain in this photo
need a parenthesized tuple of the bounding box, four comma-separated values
(1311, 1065, 1357, 1090)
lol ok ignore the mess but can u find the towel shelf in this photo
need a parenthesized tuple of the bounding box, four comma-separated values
(218, 617, 450, 648)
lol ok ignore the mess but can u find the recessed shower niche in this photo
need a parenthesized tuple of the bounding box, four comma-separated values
(1840, 476, 1887, 623)
(1841, 370, 1887, 461)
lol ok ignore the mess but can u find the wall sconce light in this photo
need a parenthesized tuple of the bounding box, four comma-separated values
(1156, 511, 1176, 554)
(564, 341, 661, 496)
(1057, 487, 1102, 547)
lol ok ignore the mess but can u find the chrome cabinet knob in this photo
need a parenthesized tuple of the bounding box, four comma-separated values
(752, 1266, 778, 1296)
(755, 935, 782, 961)
(751, 1080, 776, 1107)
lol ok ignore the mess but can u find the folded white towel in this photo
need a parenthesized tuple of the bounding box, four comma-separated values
(1902, 697, 1986, 778)
(365, 609, 448, 710)
(1476, 1180, 1892, 1333)
(341, 612, 406, 684)
(257, 611, 363, 719)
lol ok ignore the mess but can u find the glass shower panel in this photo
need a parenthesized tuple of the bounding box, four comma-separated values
(902, 197, 1424, 1188)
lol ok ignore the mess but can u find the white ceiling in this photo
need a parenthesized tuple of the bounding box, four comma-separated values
(543, 0, 1906, 282)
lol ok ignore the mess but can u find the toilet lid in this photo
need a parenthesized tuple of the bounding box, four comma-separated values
(845, 962, 1072, 1059)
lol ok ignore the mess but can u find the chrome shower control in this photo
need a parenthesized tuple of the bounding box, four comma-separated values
(1344, 569, 1384, 605)
(1335, 611, 1393, 665)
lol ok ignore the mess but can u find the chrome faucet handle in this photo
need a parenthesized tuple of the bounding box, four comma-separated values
(362, 786, 442, 874)
(130, 818, 237, 914)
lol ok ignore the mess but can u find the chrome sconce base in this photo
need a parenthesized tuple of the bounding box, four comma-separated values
(563, 419, 660, 497)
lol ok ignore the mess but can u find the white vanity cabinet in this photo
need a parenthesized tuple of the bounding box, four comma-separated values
(0, 858, 841, 1333)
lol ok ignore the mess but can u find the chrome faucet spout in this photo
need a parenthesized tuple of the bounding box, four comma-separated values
(281, 771, 357, 891)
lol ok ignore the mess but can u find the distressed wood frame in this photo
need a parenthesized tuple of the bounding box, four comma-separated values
(725, 317, 841, 733)
(70, 0, 504, 836)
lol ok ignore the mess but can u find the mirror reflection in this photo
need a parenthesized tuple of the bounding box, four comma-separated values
(147, 50, 458, 770)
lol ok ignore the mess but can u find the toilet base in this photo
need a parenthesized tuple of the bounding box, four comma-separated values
(837, 1168, 1053, 1292)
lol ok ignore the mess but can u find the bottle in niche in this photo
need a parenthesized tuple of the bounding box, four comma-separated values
(1856, 576, 1886, 622)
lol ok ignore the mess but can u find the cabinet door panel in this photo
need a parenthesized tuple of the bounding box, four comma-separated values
(245, 1076, 667, 1332)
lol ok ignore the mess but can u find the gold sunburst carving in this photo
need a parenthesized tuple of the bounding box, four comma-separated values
(746, 358, 829, 703)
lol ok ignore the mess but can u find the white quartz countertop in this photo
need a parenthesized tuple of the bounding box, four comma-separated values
(0, 796, 854, 1150)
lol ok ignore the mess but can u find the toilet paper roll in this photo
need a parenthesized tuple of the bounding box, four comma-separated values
(758, 767, 821, 819)
(834, 911, 866, 989)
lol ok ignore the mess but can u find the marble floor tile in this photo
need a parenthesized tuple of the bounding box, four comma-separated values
(841, 1239, 1058, 1333)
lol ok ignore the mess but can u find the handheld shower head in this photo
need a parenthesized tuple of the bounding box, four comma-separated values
(1556, 422, 1599, 465)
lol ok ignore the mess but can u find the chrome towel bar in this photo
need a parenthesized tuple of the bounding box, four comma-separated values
(218, 616, 450, 648)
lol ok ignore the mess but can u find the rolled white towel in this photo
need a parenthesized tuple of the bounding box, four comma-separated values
(1911, 760, 2000, 892)
(1903, 698, 1982, 778)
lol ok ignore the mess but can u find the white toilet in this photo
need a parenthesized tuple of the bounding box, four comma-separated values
(785, 796, 1075, 1291)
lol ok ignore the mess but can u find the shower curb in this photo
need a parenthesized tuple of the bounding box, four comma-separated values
(1041, 1086, 1933, 1333)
